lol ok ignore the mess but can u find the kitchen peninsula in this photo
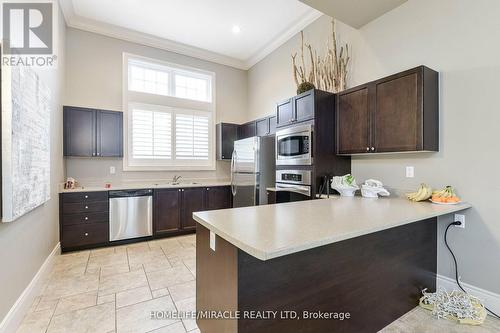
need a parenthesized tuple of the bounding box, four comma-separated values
(193, 196, 471, 333)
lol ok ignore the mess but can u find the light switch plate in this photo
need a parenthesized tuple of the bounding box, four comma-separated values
(406, 166, 415, 178)
(210, 231, 216, 251)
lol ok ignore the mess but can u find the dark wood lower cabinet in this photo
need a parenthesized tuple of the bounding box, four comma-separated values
(59, 191, 109, 252)
(206, 186, 231, 210)
(154, 188, 181, 235)
(62, 223, 109, 248)
(60, 186, 232, 252)
(181, 188, 206, 231)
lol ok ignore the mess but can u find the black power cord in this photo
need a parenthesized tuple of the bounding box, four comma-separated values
(445, 221, 500, 319)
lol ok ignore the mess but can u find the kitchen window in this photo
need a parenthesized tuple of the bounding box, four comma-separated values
(123, 54, 215, 170)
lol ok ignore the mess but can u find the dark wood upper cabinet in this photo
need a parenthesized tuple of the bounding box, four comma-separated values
(337, 87, 371, 154)
(181, 187, 206, 230)
(97, 110, 123, 157)
(205, 186, 231, 211)
(237, 121, 256, 139)
(154, 189, 181, 235)
(336, 66, 438, 154)
(64, 107, 96, 157)
(216, 123, 238, 160)
(276, 90, 316, 128)
(294, 90, 315, 123)
(276, 98, 294, 127)
(64, 106, 123, 157)
(256, 117, 270, 136)
(269, 116, 277, 135)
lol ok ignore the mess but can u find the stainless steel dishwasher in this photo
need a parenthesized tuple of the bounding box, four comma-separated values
(109, 189, 153, 241)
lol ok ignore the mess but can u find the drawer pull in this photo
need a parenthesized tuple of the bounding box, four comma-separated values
(84, 233, 89, 236)
(85, 206, 88, 209)
(84, 195, 88, 199)
(84, 217, 88, 221)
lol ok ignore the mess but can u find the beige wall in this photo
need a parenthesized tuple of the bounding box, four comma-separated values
(64, 28, 247, 184)
(0, 5, 66, 321)
(247, 0, 500, 293)
(247, 15, 359, 121)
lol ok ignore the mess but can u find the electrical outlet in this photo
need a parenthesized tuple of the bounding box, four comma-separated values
(109, 166, 116, 175)
(454, 214, 465, 228)
(406, 166, 415, 178)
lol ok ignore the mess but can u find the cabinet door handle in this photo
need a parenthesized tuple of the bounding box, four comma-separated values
(84, 195, 88, 199)
(84, 233, 89, 236)
(178, 189, 181, 192)
(84, 217, 88, 221)
(206, 188, 209, 191)
(85, 206, 88, 209)
(181, 189, 185, 192)
(366, 147, 370, 151)
(371, 147, 375, 151)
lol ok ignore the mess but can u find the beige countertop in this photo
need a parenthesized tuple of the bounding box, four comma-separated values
(193, 196, 472, 261)
(60, 179, 231, 193)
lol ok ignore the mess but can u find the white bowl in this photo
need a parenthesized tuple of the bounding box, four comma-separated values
(332, 186, 358, 197)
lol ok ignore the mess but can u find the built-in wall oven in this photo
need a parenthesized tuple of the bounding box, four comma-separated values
(275, 169, 312, 202)
(276, 124, 312, 166)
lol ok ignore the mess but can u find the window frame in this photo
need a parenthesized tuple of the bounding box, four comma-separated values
(123, 53, 216, 171)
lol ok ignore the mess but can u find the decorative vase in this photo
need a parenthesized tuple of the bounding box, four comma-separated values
(297, 82, 315, 94)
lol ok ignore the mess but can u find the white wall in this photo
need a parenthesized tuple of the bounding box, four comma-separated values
(351, 0, 500, 294)
(0, 5, 66, 321)
(64, 28, 248, 184)
(247, 0, 500, 294)
(247, 15, 359, 120)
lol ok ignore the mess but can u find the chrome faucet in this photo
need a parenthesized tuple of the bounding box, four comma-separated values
(172, 175, 182, 184)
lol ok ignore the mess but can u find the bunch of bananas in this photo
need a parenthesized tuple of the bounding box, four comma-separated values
(406, 183, 432, 202)
(432, 186, 454, 198)
(431, 186, 460, 203)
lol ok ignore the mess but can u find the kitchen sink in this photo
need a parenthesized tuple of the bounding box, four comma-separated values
(153, 182, 200, 186)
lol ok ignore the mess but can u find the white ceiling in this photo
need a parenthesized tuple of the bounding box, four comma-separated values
(60, 0, 407, 70)
(60, 0, 322, 69)
(299, 0, 407, 28)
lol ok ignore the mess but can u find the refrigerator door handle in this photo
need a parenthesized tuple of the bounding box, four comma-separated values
(231, 150, 237, 196)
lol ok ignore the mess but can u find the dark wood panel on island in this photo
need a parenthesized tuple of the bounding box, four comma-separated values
(196, 218, 437, 333)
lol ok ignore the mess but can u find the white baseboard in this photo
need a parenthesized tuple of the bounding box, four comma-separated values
(437, 274, 500, 316)
(0, 243, 61, 333)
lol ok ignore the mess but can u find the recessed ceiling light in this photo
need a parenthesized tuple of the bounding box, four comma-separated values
(232, 25, 241, 34)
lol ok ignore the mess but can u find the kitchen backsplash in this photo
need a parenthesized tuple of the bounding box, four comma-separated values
(65, 158, 231, 185)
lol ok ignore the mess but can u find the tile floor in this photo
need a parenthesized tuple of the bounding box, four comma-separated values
(17, 235, 198, 333)
(380, 306, 500, 332)
(16, 233, 500, 333)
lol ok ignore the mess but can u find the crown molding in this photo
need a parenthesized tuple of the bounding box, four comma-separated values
(59, 0, 322, 70)
(245, 10, 323, 68)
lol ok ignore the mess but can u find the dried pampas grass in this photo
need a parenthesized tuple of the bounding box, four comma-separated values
(292, 20, 350, 93)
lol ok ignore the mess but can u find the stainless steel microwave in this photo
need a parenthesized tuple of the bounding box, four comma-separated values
(275, 124, 313, 166)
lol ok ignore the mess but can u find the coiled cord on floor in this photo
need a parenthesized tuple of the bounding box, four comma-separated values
(444, 222, 500, 319)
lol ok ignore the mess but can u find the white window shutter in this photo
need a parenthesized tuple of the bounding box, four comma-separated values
(175, 112, 209, 160)
(131, 108, 171, 159)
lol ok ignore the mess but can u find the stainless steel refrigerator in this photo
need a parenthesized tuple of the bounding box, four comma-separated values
(230, 136, 275, 208)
